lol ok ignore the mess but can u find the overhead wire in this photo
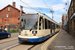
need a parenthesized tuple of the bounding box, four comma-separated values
(42, 0, 53, 11)
(15, 2, 49, 13)
(20, 6, 50, 12)
(42, 0, 54, 20)
(23, 6, 43, 13)
(20, 0, 41, 13)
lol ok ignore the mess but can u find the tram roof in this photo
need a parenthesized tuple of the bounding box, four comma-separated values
(40, 13, 58, 25)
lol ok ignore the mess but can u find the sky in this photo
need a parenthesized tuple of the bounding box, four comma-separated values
(0, 0, 71, 23)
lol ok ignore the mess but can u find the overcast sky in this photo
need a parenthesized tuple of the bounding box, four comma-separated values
(0, 0, 71, 23)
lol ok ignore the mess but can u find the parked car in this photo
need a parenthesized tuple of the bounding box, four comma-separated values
(0, 29, 11, 38)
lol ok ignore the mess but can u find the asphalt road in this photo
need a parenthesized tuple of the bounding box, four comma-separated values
(11, 33, 19, 38)
(0, 40, 18, 50)
(0, 33, 18, 40)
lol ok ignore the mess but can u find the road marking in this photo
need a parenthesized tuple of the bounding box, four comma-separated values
(0, 37, 18, 44)
(31, 44, 42, 50)
(41, 31, 61, 50)
(3, 44, 19, 50)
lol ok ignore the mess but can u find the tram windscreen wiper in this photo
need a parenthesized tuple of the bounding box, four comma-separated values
(29, 25, 34, 31)
(30, 28, 32, 31)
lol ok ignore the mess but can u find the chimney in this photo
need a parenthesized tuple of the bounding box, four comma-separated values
(12, 2, 16, 7)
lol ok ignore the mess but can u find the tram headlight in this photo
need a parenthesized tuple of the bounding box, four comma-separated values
(35, 31, 37, 34)
(32, 31, 37, 36)
(32, 31, 34, 34)
(32, 31, 37, 34)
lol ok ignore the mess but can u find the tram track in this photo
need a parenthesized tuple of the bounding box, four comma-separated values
(0, 37, 18, 44)
(3, 42, 37, 50)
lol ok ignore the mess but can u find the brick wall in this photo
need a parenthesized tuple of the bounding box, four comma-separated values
(0, 6, 20, 27)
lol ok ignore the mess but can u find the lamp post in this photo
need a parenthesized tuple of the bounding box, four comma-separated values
(66, 0, 69, 32)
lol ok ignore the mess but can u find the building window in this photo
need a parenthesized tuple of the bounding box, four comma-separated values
(6, 13, 8, 18)
(8, 6, 10, 11)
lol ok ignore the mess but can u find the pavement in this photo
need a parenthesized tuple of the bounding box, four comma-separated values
(47, 29, 75, 50)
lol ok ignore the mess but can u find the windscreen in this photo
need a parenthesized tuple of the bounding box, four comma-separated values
(20, 14, 38, 30)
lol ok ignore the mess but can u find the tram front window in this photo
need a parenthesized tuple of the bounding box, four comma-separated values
(20, 14, 38, 30)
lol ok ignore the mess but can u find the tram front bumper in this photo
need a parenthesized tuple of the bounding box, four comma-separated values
(18, 37, 43, 42)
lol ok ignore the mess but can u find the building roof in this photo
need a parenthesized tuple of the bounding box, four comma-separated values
(0, 4, 25, 14)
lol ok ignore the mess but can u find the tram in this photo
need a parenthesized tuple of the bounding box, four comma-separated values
(18, 13, 60, 42)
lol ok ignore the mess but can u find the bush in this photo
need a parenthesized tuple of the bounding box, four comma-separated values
(8, 29, 19, 33)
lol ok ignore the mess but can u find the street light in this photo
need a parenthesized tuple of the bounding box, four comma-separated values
(66, 0, 69, 21)
(66, 0, 69, 32)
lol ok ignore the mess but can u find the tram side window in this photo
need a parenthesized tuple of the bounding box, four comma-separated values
(57, 25, 58, 28)
(55, 24, 56, 29)
(57, 25, 59, 28)
(50, 21, 51, 29)
(47, 20, 50, 29)
(52, 23, 54, 30)
(54, 24, 55, 30)
(39, 18, 41, 30)
(45, 19, 47, 29)
(58, 26, 59, 28)
(50, 22, 52, 29)
(48, 21, 50, 29)
(39, 17, 43, 30)
(42, 19, 44, 29)
(53, 24, 55, 29)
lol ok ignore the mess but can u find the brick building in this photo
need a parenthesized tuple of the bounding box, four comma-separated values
(0, 2, 25, 28)
(62, 14, 67, 30)
(68, 0, 75, 35)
